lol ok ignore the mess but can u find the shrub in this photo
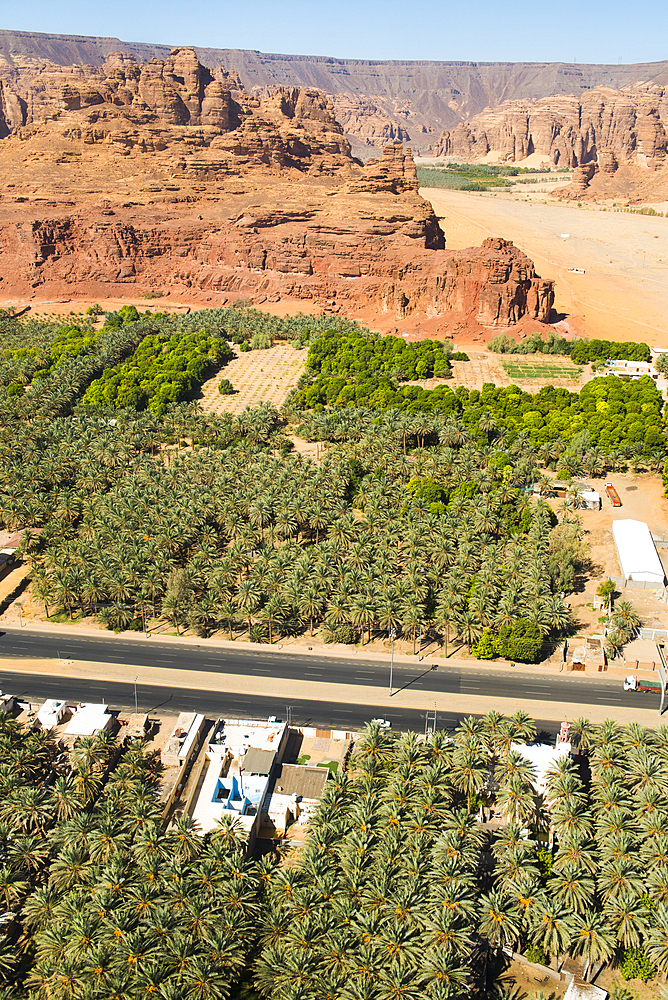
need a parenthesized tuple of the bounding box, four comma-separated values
(472, 629, 496, 659)
(451, 351, 470, 361)
(218, 378, 234, 395)
(239, 340, 251, 352)
(525, 945, 549, 966)
(322, 624, 357, 644)
(620, 948, 656, 983)
(495, 618, 544, 662)
(6, 382, 24, 397)
(251, 332, 272, 350)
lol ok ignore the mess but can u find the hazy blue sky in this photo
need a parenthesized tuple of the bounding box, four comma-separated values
(7, 0, 668, 65)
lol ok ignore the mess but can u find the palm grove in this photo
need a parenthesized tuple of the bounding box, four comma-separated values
(2, 306, 668, 996)
(4, 713, 668, 997)
(5, 306, 663, 656)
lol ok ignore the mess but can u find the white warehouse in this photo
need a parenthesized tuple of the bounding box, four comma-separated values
(612, 519, 665, 587)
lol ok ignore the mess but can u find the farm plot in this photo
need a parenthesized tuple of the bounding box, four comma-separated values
(199, 342, 306, 416)
(502, 357, 581, 380)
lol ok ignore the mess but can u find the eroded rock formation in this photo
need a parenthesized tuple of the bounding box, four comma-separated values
(4, 29, 668, 155)
(432, 84, 668, 201)
(0, 48, 553, 330)
(434, 85, 668, 169)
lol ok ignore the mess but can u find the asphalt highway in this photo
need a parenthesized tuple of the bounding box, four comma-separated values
(0, 666, 569, 738)
(0, 625, 642, 713)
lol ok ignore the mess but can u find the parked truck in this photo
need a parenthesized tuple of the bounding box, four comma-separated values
(605, 482, 622, 507)
(624, 675, 662, 693)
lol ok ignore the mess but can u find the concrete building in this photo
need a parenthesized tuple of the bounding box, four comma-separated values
(191, 719, 288, 844)
(63, 703, 114, 741)
(35, 699, 68, 730)
(265, 763, 329, 836)
(161, 712, 206, 767)
(511, 740, 572, 796)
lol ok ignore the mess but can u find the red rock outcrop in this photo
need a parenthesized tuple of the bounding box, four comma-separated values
(0, 49, 553, 330)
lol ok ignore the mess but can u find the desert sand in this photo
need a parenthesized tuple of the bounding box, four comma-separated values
(421, 187, 668, 346)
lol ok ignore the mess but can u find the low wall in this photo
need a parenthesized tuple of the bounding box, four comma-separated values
(502, 948, 561, 982)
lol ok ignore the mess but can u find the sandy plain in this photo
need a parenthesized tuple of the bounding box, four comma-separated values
(421, 186, 668, 346)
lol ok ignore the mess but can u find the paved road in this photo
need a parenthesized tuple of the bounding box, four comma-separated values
(0, 627, 633, 707)
(0, 667, 565, 739)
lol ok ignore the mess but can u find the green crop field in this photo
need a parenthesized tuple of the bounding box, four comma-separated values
(502, 359, 581, 380)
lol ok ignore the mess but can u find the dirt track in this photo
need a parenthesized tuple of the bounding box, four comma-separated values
(421, 187, 668, 346)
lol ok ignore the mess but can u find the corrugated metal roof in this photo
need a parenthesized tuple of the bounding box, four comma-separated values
(613, 519, 665, 584)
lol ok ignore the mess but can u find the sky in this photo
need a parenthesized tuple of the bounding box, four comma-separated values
(6, 0, 668, 65)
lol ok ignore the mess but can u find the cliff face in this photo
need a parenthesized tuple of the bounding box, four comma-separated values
(2, 29, 668, 153)
(434, 85, 668, 171)
(0, 48, 553, 330)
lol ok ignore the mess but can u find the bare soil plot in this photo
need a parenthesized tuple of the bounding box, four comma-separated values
(421, 186, 668, 345)
(547, 470, 668, 634)
(199, 344, 306, 416)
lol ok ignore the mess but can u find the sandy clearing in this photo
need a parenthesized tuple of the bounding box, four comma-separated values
(198, 343, 306, 416)
(420, 187, 668, 346)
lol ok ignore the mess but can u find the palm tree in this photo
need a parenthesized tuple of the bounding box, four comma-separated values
(568, 912, 616, 981)
(496, 777, 535, 827)
(529, 897, 573, 970)
(646, 904, 668, 980)
(479, 891, 521, 952)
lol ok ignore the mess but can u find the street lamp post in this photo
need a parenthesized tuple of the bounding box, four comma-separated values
(134, 676, 138, 714)
(389, 629, 396, 697)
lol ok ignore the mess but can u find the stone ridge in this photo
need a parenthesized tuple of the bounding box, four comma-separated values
(2, 29, 668, 152)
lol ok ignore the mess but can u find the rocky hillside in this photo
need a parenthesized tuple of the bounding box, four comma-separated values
(434, 85, 668, 202)
(0, 47, 553, 332)
(2, 29, 668, 154)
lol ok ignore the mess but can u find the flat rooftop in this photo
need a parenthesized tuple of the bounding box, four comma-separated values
(209, 719, 286, 756)
(274, 763, 328, 800)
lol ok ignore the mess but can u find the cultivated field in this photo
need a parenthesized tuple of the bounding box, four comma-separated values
(411, 351, 593, 393)
(199, 343, 306, 416)
(501, 356, 581, 380)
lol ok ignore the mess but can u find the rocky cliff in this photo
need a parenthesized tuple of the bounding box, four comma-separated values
(432, 84, 668, 201)
(0, 48, 553, 330)
(2, 29, 668, 153)
(434, 85, 668, 168)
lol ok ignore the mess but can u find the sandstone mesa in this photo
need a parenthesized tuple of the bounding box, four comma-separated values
(0, 48, 553, 332)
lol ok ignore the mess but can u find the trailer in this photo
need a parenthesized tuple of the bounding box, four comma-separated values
(624, 675, 661, 693)
(605, 482, 622, 507)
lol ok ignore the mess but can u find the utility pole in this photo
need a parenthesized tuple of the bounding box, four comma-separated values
(134, 676, 138, 714)
(389, 629, 396, 697)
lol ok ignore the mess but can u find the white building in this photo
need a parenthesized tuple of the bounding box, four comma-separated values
(161, 712, 206, 767)
(511, 741, 572, 796)
(63, 703, 114, 740)
(35, 699, 67, 730)
(191, 719, 288, 842)
(577, 490, 600, 510)
(612, 519, 665, 587)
